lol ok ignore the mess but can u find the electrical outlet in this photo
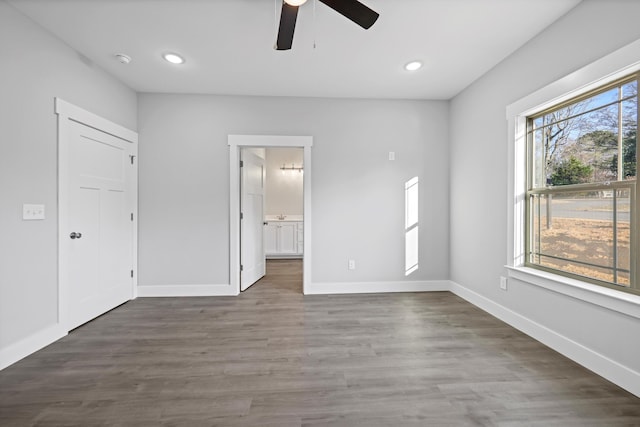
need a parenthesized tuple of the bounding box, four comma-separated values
(348, 259, 356, 270)
(499, 276, 508, 291)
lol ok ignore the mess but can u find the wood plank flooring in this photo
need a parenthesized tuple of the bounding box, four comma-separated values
(1, 259, 639, 426)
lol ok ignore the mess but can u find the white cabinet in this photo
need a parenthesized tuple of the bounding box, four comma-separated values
(264, 221, 303, 258)
(278, 222, 297, 254)
(296, 222, 303, 255)
(264, 223, 278, 255)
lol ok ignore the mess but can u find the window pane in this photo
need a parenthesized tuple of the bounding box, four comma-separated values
(533, 116, 544, 129)
(542, 98, 590, 129)
(623, 80, 637, 99)
(530, 193, 545, 264)
(620, 98, 637, 180)
(529, 79, 640, 188)
(546, 104, 620, 186)
(529, 189, 630, 287)
(616, 189, 631, 286)
(532, 127, 546, 188)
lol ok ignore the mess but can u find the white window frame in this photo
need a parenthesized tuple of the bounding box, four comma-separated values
(506, 39, 640, 319)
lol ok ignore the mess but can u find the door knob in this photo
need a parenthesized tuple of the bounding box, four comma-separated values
(70, 232, 82, 239)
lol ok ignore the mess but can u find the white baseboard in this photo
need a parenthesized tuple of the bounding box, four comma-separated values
(305, 280, 450, 295)
(449, 280, 640, 398)
(137, 283, 238, 297)
(0, 323, 67, 371)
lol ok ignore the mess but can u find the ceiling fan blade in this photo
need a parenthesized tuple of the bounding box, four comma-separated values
(319, 0, 379, 29)
(275, 2, 299, 50)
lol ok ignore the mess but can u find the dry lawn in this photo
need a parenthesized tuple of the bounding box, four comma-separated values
(535, 218, 630, 285)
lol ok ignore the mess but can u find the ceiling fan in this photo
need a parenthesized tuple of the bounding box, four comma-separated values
(275, 0, 379, 50)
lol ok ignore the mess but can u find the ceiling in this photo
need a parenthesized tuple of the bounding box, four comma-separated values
(9, 0, 582, 100)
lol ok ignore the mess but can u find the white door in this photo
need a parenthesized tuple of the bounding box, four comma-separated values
(240, 149, 265, 291)
(65, 120, 135, 330)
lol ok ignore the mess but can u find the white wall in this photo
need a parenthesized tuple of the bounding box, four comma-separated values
(0, 2, 137, 357)
(449, 0, 640, 386)
(138, 95, 449, 287)
(265, 147, 304, 216)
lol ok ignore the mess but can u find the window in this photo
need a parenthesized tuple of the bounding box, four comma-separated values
(526, 74, 638, 294)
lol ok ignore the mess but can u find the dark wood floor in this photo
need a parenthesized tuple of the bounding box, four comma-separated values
(1, 259, 639, 426)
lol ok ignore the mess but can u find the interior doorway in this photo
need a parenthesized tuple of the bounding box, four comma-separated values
(240, 147, 306, 292)
(258, 147, 304, 293)
(228, 135, 313, 295)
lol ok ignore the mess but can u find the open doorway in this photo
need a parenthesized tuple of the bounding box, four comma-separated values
(239, 147, 304, 292)
(228, 135, 312, 295)
(261, 147, 304, 293)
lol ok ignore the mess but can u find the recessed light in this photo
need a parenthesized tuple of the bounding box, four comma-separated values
(404, 61, 423, 71)
(163, 53, 185, 64)
(284, 0, 307, 5)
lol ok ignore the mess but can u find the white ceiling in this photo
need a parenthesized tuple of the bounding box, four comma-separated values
(9, 0, 581, 100)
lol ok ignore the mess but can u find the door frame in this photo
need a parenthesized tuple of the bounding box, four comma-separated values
(55, 98, 138, 330)
(228, 135, 312, 295)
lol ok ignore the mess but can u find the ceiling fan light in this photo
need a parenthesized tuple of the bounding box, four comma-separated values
(284, 0, 307, 6)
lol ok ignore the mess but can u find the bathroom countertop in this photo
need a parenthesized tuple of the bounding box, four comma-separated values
(264, 215, 304, 222)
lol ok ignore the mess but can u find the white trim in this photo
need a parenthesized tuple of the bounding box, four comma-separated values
(449, 281, 640, 398)
(137, 284, 238, 297)
(306, 280, 450, 295)
(228, 135, 313, 295)
(0, 324, 67, 371)
(507, 266, 640, 319)
(505, 38, 640, 307)
(131, 139, 139, 300)
(506, 39, 640, 119)
(229, 135, 310, 147)
(55, 98, 138, 329)
(55, 98, 138, 143)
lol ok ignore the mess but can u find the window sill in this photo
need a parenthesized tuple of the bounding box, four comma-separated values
(506, 266, 640, 320)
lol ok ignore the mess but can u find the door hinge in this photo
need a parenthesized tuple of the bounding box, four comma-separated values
(130, 155, 136, 165)
(240, 160, 244, 168)
(130, 212, 134, 221)
(240, 212, 243, 220)
(130, 269, 134, 278)
(240, 265, 244, 272)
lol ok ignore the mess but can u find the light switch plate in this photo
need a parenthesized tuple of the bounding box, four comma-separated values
(388, 151, 396, 161)
(23, 204, 45, 220)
